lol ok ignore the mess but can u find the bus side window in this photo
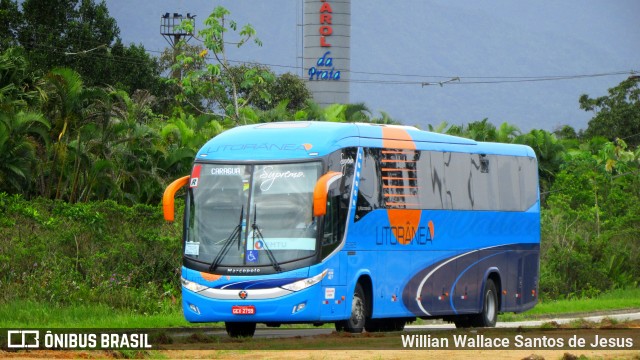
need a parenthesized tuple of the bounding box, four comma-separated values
(321, 148, 356, 258)
(444, 152, 473, 210)
(470, 154, 500, 210)
(321, 190, 345, 257)
(497, 156, 521, 211)
(355, 148, 382, 221)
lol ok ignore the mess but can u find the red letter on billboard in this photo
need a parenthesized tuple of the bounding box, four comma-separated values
(319, 26, 333, 36)
(320, 13, 332, 24)
(320, 36, 332, 47)
(319, 2, 333, 13)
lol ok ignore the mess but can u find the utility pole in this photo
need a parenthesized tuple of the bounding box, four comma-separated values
(160, 12, 195, 79)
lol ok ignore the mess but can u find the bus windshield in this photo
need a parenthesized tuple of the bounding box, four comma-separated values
(185, 162, 322, 270)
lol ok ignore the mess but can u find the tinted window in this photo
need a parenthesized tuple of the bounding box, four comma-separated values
(355, 148, 383, 221)
(497, 156, 521, 211)
(354, 147, 537, 213)
(443, 152, 473, 210)
(322, 148, 357, 258)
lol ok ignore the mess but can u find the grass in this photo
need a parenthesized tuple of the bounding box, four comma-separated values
(1, 287, 639, 328)
(0, 301, 191, 328)
(498, 287, 640, 322)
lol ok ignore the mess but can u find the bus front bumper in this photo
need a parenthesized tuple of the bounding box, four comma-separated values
(181, 282, 324, 323)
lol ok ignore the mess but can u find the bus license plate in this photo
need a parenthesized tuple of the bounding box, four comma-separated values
(232, 305, 256, 315)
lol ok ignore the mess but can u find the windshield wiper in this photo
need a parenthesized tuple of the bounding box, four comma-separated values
(209, 205, 243, 272)
(252, 205, 282, 272)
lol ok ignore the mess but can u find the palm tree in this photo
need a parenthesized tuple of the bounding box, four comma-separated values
(516, 129, 566, 198)
(42, 67, 88, 200)
(343, 102, 372, 122)
(0, 47, 49, 196)
(0, 111, 50, 193)
(495, 122, 521, 143)
(464, 118, 497, 141)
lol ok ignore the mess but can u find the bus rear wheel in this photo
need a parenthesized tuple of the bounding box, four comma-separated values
(336, 283, 366, 333)
(472, 279, 498, 327)
(225, 322, 256, 338)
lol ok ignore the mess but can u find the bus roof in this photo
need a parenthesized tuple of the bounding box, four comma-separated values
(195, 122, 535, 161)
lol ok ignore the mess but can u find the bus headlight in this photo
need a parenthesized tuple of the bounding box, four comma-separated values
(181, 277, 208, 293)
(281, 270, 328, 292)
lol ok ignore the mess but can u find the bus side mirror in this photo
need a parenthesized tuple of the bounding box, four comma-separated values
(163, 175, 190, 222)
(313, 171, 343, 217)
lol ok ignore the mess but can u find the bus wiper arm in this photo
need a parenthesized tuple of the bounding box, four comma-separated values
(252, 205, 282, 272)
(209, 205, 243, 272)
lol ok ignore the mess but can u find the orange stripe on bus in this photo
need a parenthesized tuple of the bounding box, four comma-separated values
(382, 127, 417, 150)
(381, 150, 413, 154)
(381, 168, 417, 172)
(386, 209, 422, 245)
(382, 177, 418, 180)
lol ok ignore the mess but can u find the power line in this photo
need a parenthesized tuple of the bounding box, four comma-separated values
(18, 26, 639, 84)
(23, 41, 638, 87)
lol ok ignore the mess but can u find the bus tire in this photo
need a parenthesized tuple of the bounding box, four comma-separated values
(472, 279, 498, 327)
(225, 322, 256, 338)
(340, 283, 366, 333)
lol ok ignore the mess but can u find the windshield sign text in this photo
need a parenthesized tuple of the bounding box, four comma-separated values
(259, 166, 305, 191)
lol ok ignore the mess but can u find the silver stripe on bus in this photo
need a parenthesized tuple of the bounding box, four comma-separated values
(416, 244, 505, 315)
(195, 287, 294, 300)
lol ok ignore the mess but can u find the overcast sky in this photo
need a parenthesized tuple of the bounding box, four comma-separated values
(104, 0, 640, 132)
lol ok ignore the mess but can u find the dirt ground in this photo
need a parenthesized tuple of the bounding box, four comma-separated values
(2, 349, 640, 360)
(2, 319, 639, 359)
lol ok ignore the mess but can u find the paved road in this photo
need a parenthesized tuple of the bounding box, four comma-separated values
(169, 311, 640, 338)
(243, 311, 640, 338)
(406, 311, 640, 330)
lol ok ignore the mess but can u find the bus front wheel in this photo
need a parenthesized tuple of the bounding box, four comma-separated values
(336, 283, 366, 333)
(225, 322, 256, 338)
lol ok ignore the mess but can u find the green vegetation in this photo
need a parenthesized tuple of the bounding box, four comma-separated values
(1, 2, 639, 325)
(0, 194, 183, 313)
(0, 301, 187, 328)
(498, 287, 640, 322)
(2, 287, 638, 327)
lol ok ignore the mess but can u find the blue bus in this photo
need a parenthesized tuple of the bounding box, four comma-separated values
(163, 122, 540, 337)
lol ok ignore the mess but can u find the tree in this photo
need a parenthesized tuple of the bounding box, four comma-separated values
(18, 0, 117, 76)
(105, 41, 164, 95)
(174, 6, 273, 125)
(465, 118, 497, 141)
(0, 111, 49, 193)
(14, 0, 162, 94)
(0, 0, 22, 51)
(581, 77, 640, 147)
(41, 67, 91, 199)
(0, 47, 49, 195)
(516, 129, 566, 199)
(250, 72, 311, 111)
(495, 122, 520, 143)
